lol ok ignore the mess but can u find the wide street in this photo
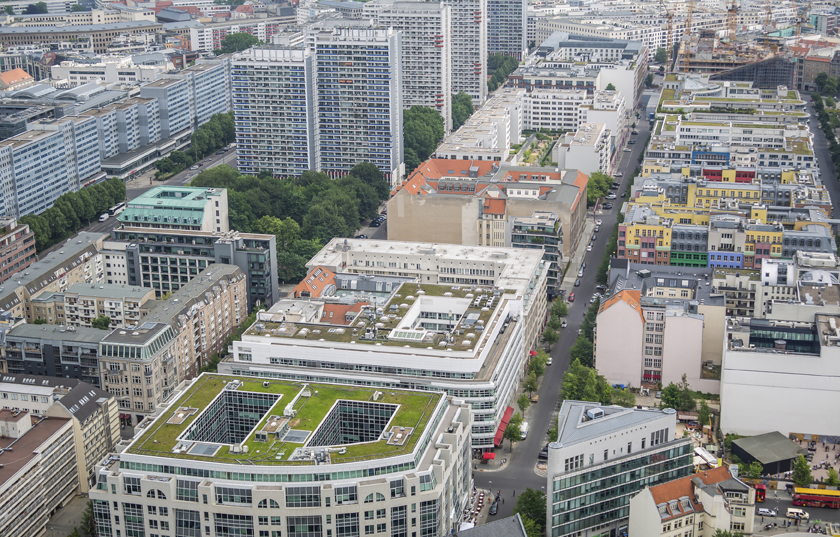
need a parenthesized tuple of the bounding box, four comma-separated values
(473, 94, 654, 519)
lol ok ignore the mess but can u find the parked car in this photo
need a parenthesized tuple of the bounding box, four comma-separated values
(757, 508, 777, 517)
(603, 203, 613, 209)
(591, 234, 597, 241)
(624, 148, 632, 152)
(587, 245, 592, 252)
(596, 220, 602, 225)
(190, 165, 199, 170)
(632, 130, 639, 135)
(628, 139, 636, 144)
(655, 391, 662, 399)
(574, 279, 581, 287)
(561, 319, 567, 328)
(786, 508, 809, 520)
(578, 269, 584, 278)
(606, 193, 616, 200)
(582, 262, 586, 269)
(594, 225, 600, 232)
(568, 293, 575, 302)
(614, 172, 623, 177)
(621, 192, 627, 197)
(489, 502, 498, 515)
(370, 221, 382, 227)
(355, 234, 368, 239)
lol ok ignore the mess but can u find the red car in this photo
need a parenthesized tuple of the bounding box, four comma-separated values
(568, 293, 575, 302)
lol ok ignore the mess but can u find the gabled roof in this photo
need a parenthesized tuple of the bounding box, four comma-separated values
(321, 302, 369, 326)
(650, 466, 732, 505)
(483, 197, 506, 215)
(0, 68, 33, 88)
(292, 266, 336, 298)
(58, 382, 114, 423)
(598, 289, 643, 323)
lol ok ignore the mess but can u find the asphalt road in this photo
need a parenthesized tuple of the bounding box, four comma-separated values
(804, 97, 840, 216)
(474, 97, 653, 520)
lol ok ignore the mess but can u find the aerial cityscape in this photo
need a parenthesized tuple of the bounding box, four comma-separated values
(0, 0, 840, 536)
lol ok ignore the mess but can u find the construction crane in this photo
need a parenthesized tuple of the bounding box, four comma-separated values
(796, 2, 812, 38)
(726, 0, 738, 46)
(660, 0, 675, 73)
(764, 0, 778, 53)
(683, 0, 694, 72)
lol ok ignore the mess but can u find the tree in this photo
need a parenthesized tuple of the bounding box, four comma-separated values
(503, 412, 524, 450)
(513, 488, 546, 537)
(645, 73, 654, 88)
(91, 315, 111, 330)
(4, 6, 13, 14)
(547, 314, 562, 332)
(403, 106, 445, 167)
(80, 500, 97, 537)
(551, 298, 568, 317)
(67, 528, 81, 537)
(824, 76, 839, 97)
(219, 32, 260, 54)
(586, 171, 613, 206)
(519, 514, 541, 537)
(816, 72, 829, 92)
(655, 47, 668, 64)
(792, 455, 813, 487)
(33, 318, 47, 325)
(71, 3, 86, 10)
(529, 350, 547, 379)
(660, 382, 681, 410)
(569, 336, 593, 367)
(517, 393, 530, 414)
(24, 2, 47, 13)
(660, 375, 696, 411)
(560, 359, 611, 404)
(828, 467, 840, 487)
(349, 161, 389, 200)
(541, 327, 558, 350)
(523, 372, 539, 397)
(605, 83, 616, 91)
(451, 91, 474, 131)
(611, 387, 636, 407)
(697, 400, 711, 429)
(741, 461, 763, 479)
(828, 97, 837, 109)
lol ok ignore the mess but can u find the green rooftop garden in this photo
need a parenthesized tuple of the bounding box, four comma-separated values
(129, 375, 443, 465)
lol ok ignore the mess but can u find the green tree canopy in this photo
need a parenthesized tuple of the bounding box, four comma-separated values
(541, 327, 558, 350)
(611, 387, 636, 407)
(403, 106, 445, 172)
(569, 336, 594, 367)
(487, 54, 519, 92)
(91, 315, 111, 330)
(70, 3, 86, 10)
(551, 298, 568, 317)
(660, 375, 696, 411)
(523, 372, 539, 397)
(816, 72, 829, 91)
(503, 412, 524, 449)
(587, 172, 613, 206)
(451, 91, 474, 130)
(513, 488, 547, 537)
(792, 455, 813, 487)
(645, 73, 654, 88)
(828, 467, 840, 487)
(218, 32, 260, 54)
(24, 2, 48, 14)
(697, 400, 711, 429)
(517, 393, 530, 414)
(655, 47, 668, 63)
(529, 350, 547, 379)
(560, 359, 611, 404)
(605, 83, 616, 91)
(547, 313, 562, 331)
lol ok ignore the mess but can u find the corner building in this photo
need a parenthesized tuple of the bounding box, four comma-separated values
(90, 374, 473, 537)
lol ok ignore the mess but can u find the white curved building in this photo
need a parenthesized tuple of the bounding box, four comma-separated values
(90, 374, 472, 537)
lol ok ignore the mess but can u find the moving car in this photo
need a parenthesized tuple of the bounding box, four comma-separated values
(614, 172, 623, 177)
(190, 165, 199, 170)
(603, 203, 613, 209)
(489, 502, 498, 515)
(354, 234, 368, 239)
(621, 192, 627, 197)
(757, 508, 776, 517)
(561, 319, 567, 328)
(632, 130, 639, 135)
(624, 148, 632, 152)
(628, 139, 636, 144)
(786, 508, 809, 520)
(98, 213, 109, 222)
(596, 220, 602, 225)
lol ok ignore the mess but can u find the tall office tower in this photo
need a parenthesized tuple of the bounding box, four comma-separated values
(378, 2, 452, 131)
(312, 25, 404, 183)
(443, 0, 488, 105)
(487, 0, 527, 60)
(231, 47, 316, 177)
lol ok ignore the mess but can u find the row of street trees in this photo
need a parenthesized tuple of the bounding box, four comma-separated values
(19, 178, 126, 252)
(155, 112, 235, 179)
(487, 53, 519, 92)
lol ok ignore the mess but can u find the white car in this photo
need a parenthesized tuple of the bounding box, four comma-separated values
(546, 357, 553, 365)
(596, 220, 602, 225)
(587, 245, 592, 252)
(614, 172, 623, 177)
(757, 508, 776, 517)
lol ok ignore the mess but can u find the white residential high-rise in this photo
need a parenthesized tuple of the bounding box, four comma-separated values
(312, 25, 404, 182)
(487, 0, 527, 60)
(231, 47, 317, 176)
(443, 0, 488, 105)
(378, 2, 452, 131)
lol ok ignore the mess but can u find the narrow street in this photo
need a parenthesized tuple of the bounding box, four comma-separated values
(473, 95, 653, 519)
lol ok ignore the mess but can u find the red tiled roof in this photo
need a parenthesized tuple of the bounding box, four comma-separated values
(598, 290, 643, 324)
(234, 4, 252, 13)
(0, 68, 32, 88)
(483, 197, 506, 215)
(649, 466, 733, 517)
(570, 171, 588, 212)
(291, 266, 335, 298)
(321, 302, 369, 325)
(174, 5, 201, 14)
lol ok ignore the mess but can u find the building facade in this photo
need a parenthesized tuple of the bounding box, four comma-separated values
(442, 0, 487, 105)
(547, 401, 694, 537)
(90, 375, 473, 537)
(487, 0, 527, 60)
(62, 283, 156, 329)
(117, 186, 230, 234)
(0, 217, 36, 285)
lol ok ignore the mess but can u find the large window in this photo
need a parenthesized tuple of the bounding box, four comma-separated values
(176, 509, 201, 537)
(286, 486, 321, 508)
(122, 503, 144, 537)
(390, 506, 407, 537)
(419, 500, 438, 537)
(214, 513, 254, 537)
(288, 516, 322, 537)
(216, 486, 253, 506)
(335, 485, 357, 505)
(336, 513, 360, 537)
(176, 479, 199, 502)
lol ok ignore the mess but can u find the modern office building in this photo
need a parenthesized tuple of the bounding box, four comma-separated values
(231, 47, 317, 177)
(553, 123, 612, 176)
(118, 185, 230, 233)
(487, 0, 527, 60)
(3, 323, 108, 387)
(312, 25, 404, 182)
(0, 373, 119, 493)
(629, 466, 756, 537)
(0, 413, 77, 537)
(220, 239, 549, 450)
(90, 374, 473, 537)
(378, 2, 452, 131)
(546, 401, 694, 537)
(0, 217, 36, 285)
(50, 55, 174, 87)
(720, 314, 840, 438)
(0, 21, 163, 53)
(111, 226, 279, 310)
(442, 0, 487, 105)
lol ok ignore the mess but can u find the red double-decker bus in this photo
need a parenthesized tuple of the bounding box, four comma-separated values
(755, 484, 766, 502)
(793, 487, 840, 509)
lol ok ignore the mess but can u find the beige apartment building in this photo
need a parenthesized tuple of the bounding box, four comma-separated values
(63, 283, 156, 328)
(140, 265, 247, 376)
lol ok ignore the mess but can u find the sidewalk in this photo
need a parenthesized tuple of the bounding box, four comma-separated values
(559, 217, 597, 293)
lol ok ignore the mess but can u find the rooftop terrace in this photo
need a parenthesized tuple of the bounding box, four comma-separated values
(128, 374, 442, 465)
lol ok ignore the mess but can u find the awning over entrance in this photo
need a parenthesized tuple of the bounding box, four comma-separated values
(493, 406, 515, 446)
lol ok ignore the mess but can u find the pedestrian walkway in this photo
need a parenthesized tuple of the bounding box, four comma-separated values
(559, 217, 596, 292)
